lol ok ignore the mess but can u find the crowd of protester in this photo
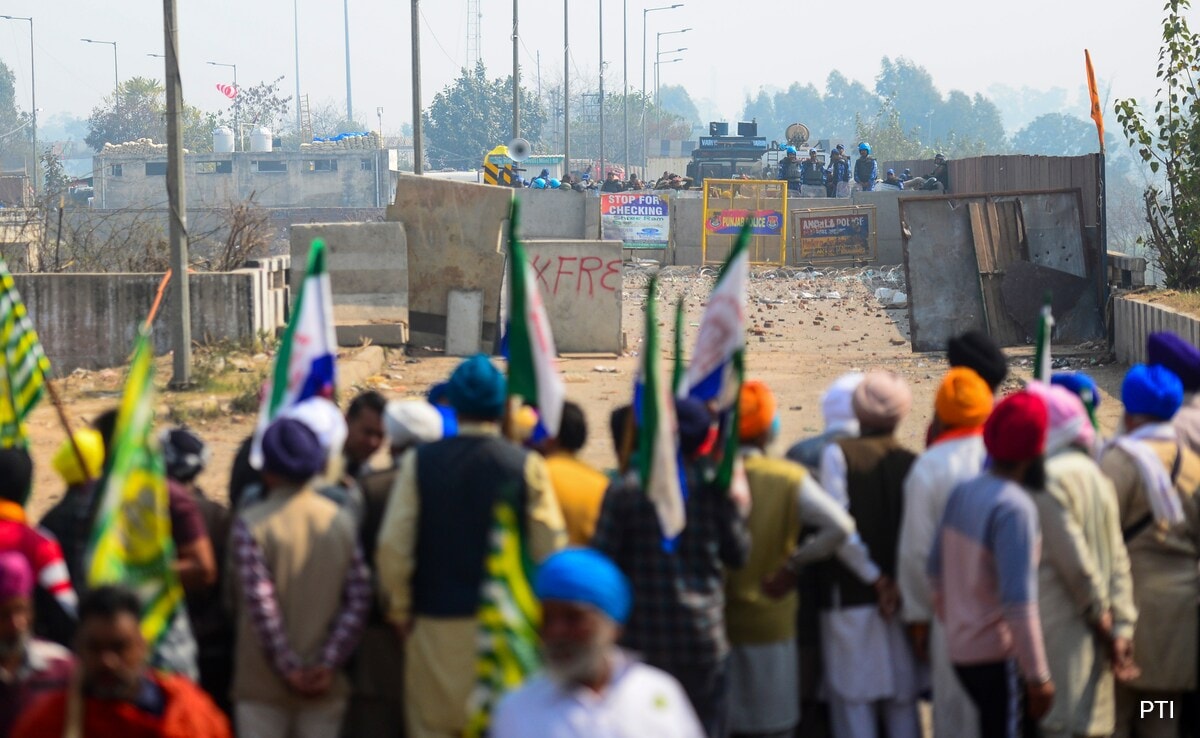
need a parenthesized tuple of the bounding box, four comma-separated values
(0, 328, 1198, 738)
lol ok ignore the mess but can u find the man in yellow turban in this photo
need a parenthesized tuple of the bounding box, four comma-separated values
(40, 429, 105, 589)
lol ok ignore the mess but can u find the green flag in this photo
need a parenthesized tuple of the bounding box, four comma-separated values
(87, 329, 183, 648)
(1034, 293, 1054, 382)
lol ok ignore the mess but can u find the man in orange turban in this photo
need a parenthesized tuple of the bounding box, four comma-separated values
(725, 380, 854, 738)
(897, 367, 994, 737)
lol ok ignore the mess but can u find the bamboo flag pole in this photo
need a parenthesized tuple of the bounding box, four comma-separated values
(145, 269, 173, 331)
(44, 377, 91, 483)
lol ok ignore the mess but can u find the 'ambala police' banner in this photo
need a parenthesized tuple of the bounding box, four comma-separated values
(600, 193, 670, 249)
(794, 209, 875, 263)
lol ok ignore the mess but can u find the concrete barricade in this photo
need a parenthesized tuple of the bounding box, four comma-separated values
(290, 222, 409, 346)
(387, 176, 512, 349)
(1113, 295, 1200, 365)
(524, 240, 624, 354)
(515, 189, 596, 239)
(14, 268, 286, 372)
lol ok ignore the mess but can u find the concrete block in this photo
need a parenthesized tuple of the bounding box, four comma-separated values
(388, 176, 512, 349)
(445, 290, 484, 356)
(523, 240, 623, 354)
(290, 221, 408, 323)
(515, 189, 589, 239)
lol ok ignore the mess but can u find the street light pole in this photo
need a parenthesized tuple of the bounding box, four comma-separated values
(512, 0, 520, 139)
(2, 16, 35, 196)
(411, 0, 423, 174)
(207, 61, 239, 149)
(622, 1, 628, 177)
(162, 0, 191, 386)
(598, 0, 604, 177)
(343, 0, 353, 125)
(293, 0, 302, 143)
(655, 46, 687, 106)
(81, 39, 119, 98)
(641, 5, 681, 174)
(563, 0, 570, 172)
(657, 29, 686, 108)
(655, 56, 683, 105)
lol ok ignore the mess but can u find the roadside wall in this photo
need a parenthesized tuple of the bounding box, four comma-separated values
(524, 240, 623, 353)
(1113, 296, 1200, 365)
(13, 265, 287, 371)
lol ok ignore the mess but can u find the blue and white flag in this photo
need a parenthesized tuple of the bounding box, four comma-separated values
(251, 239, 338, 468)
(683, 224, 750, 491)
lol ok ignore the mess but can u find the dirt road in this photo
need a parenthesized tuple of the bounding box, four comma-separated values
(23, 265, 1126, 520)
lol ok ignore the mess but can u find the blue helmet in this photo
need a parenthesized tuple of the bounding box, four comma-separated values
(858, 142, 871, 153)
(532, 178, 547, 189)
(784, 145, 797, 154)
(549, 178, 561, 188)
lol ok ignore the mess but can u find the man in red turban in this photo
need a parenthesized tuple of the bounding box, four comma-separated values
(930, 391, 1056, 737)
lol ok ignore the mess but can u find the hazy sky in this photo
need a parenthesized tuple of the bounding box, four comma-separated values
(0, 0, 1189, 138)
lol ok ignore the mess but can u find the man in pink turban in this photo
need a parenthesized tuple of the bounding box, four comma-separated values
(0, 551, 74, 735)
(1025, 381, 1138, 738)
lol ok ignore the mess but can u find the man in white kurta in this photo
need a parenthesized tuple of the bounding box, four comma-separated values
(819, 371, 921, 738)
(897, 367, 992, 738)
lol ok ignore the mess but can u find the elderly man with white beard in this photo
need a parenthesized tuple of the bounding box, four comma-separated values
(492, 548, 704, 738)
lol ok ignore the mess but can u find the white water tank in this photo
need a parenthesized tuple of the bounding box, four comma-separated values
(213, 126, 235, 153)
(250, 127, 273, 153)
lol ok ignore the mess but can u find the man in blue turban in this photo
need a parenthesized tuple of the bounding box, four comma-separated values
(229, 417, 372, 734)
(492, 549, 704, 737)
(375, 354, 566, 738)
(1100, 363, 1200, 737)
(1148, 331, 1200, 453)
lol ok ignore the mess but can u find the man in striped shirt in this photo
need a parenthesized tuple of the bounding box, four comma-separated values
(930, 391, 1056, 738)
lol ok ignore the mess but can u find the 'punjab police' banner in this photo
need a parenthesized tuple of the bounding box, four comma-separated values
(600, 193, 670, 249)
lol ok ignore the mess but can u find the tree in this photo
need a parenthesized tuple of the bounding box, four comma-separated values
(224, 76, 293, 135)
(876, 57, 942, 136)
(657, 85, 701, 131)
(1116, 0, 1200, 289)
(1012, 113, 1097, 155)
(0, 60, 33, 173)
(741, 90, 778, 138)
(822, 71, 880, 139)
(568, 88, 689, 166)
(308, 99, 366, 138)
(767, 82, 824, 141)
(40, 147, 69, 198)
(84, 77, 213, 152)
(855, 99, 928, 160)
(422, 62, 547, 170)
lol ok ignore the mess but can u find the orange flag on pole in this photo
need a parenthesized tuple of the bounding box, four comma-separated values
(1085, 49, 1105, 152)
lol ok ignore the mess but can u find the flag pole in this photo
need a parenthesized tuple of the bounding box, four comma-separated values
(43, 378, 91, 483)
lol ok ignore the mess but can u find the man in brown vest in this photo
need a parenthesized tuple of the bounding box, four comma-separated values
(344, 399, 444, 738)
(818, 370, 922, 738)
(230, 417, 372, 737)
